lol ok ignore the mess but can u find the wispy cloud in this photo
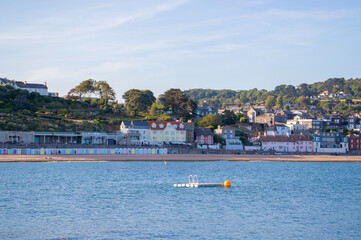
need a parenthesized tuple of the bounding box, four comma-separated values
(73, 0, 192, 33)
(204, 43, 247, 53)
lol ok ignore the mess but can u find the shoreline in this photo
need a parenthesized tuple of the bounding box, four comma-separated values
(0, 154, 361, 162)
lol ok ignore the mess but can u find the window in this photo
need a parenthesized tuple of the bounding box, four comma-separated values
(180, 124, 184, 129)
(200, 140, 204, 144)
(159, 124, 164, 128)
(152, 123, 156, 128)
(207, 140, 212, 144)
(165, 131, 169, 135)
(200, 135, 204, 139)
(153, 130, 157, 134)
(171, 132, 175, 135)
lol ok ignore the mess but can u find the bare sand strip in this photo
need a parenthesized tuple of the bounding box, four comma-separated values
(0, 154, 361, 162)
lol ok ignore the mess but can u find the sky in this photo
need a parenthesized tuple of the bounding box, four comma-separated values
(1, 0, 361, 100)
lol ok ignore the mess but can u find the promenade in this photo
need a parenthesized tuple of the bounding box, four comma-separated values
(1, 154, 361, 162)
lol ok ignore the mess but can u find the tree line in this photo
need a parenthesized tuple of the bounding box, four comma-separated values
(185, 78, 361, 109)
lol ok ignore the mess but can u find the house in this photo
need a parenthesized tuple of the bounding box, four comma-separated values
(347, 116, 359, 130)
(196, 107, 218, 116)
(0, 131, 35, 144)
(226, 105, 243, 114)
(260, 134, 313, 153)
(313, 132, 349, 153)
(255, 113, 275, 126)
(194, 127, 214, 145)
(214, 125, 243, 150)
(318, 91, 329, 98)
(348, 134, 361, 153)
(0, 77, 58, 97)
(265, 124, 291, 136)
(183, 122, 195, 143)
(285, 120, 309, 132)
(274, 113, 288, 123)
(148, 121, 186, 145)
(247, 107, 261, 123)
(120, 121, 150, 145)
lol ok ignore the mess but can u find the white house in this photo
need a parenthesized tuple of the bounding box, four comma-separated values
(265, 124, 291, 136)
(260, 134, 313, 153)
(0, 77, 58, 97)
(120, 121, 150, 145)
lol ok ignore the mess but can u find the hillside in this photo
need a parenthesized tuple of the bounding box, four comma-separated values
(1, 77, 361, 132)
(0, 85, 123, 132)
(185, 78, 361, 108)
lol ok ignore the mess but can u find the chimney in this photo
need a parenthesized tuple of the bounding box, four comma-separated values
(24, 81, 27, 84)
(43, 82, 47, 86)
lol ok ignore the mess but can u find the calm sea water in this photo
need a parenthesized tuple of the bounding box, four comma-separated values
(0, 161, 361, 240)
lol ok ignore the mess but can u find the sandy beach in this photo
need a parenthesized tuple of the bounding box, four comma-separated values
(0, 154, 361, 162)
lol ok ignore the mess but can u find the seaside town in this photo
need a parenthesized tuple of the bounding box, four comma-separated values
(1, 77, 361, 156)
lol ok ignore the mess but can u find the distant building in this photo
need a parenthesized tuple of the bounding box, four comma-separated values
(348, 134, 361, 153)
(0, 77, 58, 97)
(265, 124, 291, 136)
(255, 113, 275, 126)
(260, 134, 313, 153)
(183, 122, 195, 143)
(0, 131, 123, 145)
(247, 107, 261, 123)
(120, 121, 150, 145)
(196, 107, 218, 116)
(313, 132, 348, 153)
(148, 121, 186, 145)
(0, 131, 35, 144)
(214, 125, 243, 150)
(194, 127, 214, 145)
(226, 105, 243, 114)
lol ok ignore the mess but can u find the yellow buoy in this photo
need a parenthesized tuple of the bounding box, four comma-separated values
(223, 180, 231, 188)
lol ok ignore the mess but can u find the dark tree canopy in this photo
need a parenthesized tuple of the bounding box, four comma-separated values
(159, 88, 197, 119)
(220, 109, 237, 125)
(123, 89, 156, 116)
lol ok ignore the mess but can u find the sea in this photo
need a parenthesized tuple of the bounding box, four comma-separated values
(0, 161, 360, 240)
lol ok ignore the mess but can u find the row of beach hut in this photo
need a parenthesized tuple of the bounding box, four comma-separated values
(0, 148, 168, 155)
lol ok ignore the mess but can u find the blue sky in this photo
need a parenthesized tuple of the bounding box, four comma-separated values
(1, 0, 361, 100)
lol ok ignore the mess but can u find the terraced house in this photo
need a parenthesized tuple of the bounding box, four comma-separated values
(148, 121, 186, 145)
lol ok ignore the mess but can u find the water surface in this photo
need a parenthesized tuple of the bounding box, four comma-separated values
(1, 161, 360, 239)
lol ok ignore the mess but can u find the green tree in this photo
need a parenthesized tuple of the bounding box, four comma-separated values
(265, 95, 276, 110)
(157, 114, 173, 121)
(123, 89, 156, 116)
(275, 95, 283, 109)
(197, 114, 221, 129)
(159, 88, 197, 119)
(296, 96, 310, 110)
(75, 79, 96, 98)
(283, 105, 290, 111)
(220, 110, 237, 125)
(95, 81, 116, 105)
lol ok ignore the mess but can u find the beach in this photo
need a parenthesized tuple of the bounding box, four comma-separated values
(0, 154, 361, 162)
